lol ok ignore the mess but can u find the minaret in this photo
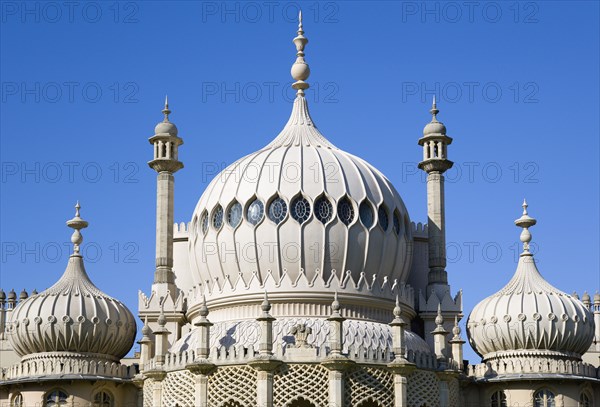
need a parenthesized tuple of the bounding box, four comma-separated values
(418, 97, 453, 294)
(148, 97, 183, 298)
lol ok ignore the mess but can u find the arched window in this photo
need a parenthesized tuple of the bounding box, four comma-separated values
(579, 392, 591, 407)
(11, 393, 23, 407)
(359, 201, 374, 228)
(491, 390, 507, 407)
(288, 397, 316, 407)
(93, 391, 113, 407)
(357, 399, 382, 407)
(534, 389, 555, 407)
(45, 390, 68, 406)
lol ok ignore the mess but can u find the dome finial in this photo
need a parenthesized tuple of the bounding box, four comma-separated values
(291, 9, 310, 96)
(162, 95, 171, 122)
(514, 199, 537, 254)
(66, 201, 88, 255)
(430, 96, 439, 122)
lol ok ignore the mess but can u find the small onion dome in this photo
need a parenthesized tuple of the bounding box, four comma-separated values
(7, 204, 136, 361)
(155, 121, 178, 136)
(7, 289, 16, 301)
(467, 201, 595, 362)
(154, 96, 178, 136)
(19, 289, 28, 300)
(582, 291, 591, 304)
(423, 96, 447, 136)
(594, 292, 600, 305)
(0, 289, 5, 301)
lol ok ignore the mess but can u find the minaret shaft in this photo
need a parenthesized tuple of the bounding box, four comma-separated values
(426, 171, 447, 285)
(154, 171, 175, 283)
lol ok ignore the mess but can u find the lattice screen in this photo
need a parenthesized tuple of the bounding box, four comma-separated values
(143, 379, 154, 407)
(449, 377, 459, 407)
(162, 370, 196, 407)
(274, 364, 329, 407)
(407, 370, 440, 407)
(207, 365, 257, 406)
(344, 366, 393, 406)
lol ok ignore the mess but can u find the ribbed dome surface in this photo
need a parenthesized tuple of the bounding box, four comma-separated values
(188, 95, 413, 309)
(467, 241, 594, 362)
(8, 254, 137, 361)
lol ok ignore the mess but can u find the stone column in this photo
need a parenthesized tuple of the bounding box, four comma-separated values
(594, 293, 600, 352)
(387, 296, 415, 407)
(248, 293, 281, 407)
(0, 292, 5, 340)
(187, 296, 215, 407)
(153, 311, 171, 367)
(150, 374, 166, 407)
(138, 317, 153, 372)
(321, 293, 354, 407)
(432, 305, 449, 367)
(448, 316, 465, 371)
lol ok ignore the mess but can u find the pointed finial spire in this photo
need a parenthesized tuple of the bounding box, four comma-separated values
(452, 315, 462, 340)
(162, 95, 171, 122)
(261, 290, 272, 315)
(66, 201, 88, 255)
(393, 295, 402, 318)
(435, 303, 444, 327)
(430, 95, 439, 122)
(330, 291, 341, 318)
(157, 300, 167, 327)
(141, 316, 152, 337)
(514, 199, 537, 254)
(291, 9, 310, 96)
(199, 294, 209, 318)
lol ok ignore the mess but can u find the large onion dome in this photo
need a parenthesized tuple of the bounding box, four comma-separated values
(467, 202, 595, 362)
(8, 204, 137, 362)
(187, 15, 413, 322)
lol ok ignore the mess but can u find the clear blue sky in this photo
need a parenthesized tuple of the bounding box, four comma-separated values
(1, 1, 598, 362)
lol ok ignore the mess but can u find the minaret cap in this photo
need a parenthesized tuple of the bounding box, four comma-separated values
(154, 95, 178, 136)
(423, 96, 447, 136)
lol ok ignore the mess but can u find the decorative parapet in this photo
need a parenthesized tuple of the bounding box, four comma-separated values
(1, 356, 136, 382)
(138, 287, 186, 315)
(417, 288, 462, 314)
(411, 222, 429, 241)
(173, 222, 190, 240)
(467, 358, 599, 380)
(143, 344, 451, 374)
(187, 269, 415, 316)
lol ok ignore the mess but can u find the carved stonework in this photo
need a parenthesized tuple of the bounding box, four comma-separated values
(290, 324, 313, 348)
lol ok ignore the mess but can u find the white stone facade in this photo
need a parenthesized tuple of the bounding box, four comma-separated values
(1, 12, 599, 407)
